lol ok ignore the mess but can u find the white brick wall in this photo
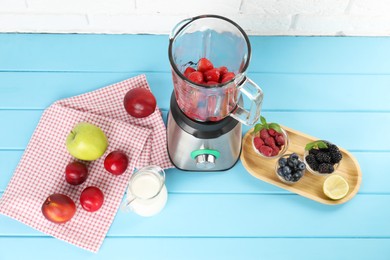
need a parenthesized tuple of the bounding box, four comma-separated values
(0, 0, 389, 35)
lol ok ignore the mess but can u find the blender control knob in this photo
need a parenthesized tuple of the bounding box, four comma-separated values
(195, 154, 216, 170)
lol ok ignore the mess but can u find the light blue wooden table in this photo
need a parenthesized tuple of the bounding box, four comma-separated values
(0, 34, 389, 259)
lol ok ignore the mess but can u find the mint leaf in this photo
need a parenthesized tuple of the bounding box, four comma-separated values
(269, 123, 282, 133)
(317, 141, 328, 149)
(260, 116, 267, 125)
(305, 143, 315, 151)
(253, 124, 264, 133)
(305, 140, 328, 151)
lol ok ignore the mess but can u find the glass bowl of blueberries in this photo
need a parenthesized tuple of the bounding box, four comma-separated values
(275, 153, 306, 184)
(303, 140, 342, 176)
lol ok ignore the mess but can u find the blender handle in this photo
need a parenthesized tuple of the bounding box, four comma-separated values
(230, 77, 264, 126)
(169, 18, 193, 40)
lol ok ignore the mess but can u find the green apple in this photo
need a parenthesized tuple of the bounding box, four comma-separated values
(66, 122, 108, 161)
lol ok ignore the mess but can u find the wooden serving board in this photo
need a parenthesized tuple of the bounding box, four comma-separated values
(241, 126, 362, 205)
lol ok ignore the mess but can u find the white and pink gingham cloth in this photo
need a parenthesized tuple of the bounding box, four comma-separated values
(0, 75, 173, 252)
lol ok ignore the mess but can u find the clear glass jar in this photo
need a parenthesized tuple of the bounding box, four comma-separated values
(169, 15, 263, 125)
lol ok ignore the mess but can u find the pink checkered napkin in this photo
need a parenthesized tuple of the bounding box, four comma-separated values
(0, 74, 173, 252)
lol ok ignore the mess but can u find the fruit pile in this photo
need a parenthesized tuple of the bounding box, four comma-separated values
(183, 57, 235, 86)
(252, 116, 286, 157)
(276, 153, 306, 183)
(304, 140, 343, 174)
(42, 87, 157, 224)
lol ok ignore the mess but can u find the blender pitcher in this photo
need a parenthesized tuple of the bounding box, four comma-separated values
(168, 14, 263, 125)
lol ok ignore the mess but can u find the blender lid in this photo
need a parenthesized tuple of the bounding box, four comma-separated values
(169, 93, 239, 139)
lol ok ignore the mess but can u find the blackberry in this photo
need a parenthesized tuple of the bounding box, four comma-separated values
(309, 149, 320, 156)
(318, 163, 334, 174)
(315, 151, 331, 163)
(305, 154, 319, 171)
(329, 146, 342, 164)
(330, 151, 342, 164)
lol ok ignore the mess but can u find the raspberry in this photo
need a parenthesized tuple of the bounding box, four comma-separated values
(264, 136, 276, 148)
(259, 145, 273, 157)
(260, 129, 270, 140)
(318, 163, 334, 174)
(275, 134, 285, 146)
(268, 128, 277, 136)
(271, 146, 280, 156)
(253, 137, 264, 149)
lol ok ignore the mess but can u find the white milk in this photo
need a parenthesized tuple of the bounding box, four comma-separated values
(127, 171, 168, 217)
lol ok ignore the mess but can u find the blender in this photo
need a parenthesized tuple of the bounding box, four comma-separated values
(167, 15, 264, 171)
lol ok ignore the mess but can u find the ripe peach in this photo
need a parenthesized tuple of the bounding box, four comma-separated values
(41, 194, 76, 224)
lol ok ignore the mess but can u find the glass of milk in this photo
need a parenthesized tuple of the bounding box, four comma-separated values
(122, 165, 168, 217)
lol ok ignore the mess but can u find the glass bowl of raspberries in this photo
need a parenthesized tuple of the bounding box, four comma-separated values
(252, 116, 289, 159)
(275, 153, 306, 184)
(303, 140, 343, 176)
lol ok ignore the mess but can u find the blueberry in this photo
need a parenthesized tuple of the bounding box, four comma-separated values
(277, 167, 284, 176)
(278, 158, 287, 167)
(293, 173, 301, 179)
(290, 153, 299, 160)
(288, 160, 295, 168)
(284, 174, 292, 181)
(282, 166, 292, 175)
(298, 162, 306, 170)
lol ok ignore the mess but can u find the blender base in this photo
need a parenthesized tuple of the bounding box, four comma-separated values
(167, 94, 242, 172)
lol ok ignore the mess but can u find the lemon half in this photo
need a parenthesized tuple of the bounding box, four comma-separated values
(323, 175, 349, 200)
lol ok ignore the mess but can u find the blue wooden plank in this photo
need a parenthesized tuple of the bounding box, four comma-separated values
(0, 237, 389, 260)
(1, 34, 390, 74)
(1, 72, 389, 111)
(1, 151, 388, 194)
(1, 194, 390, 237)
(0, 110, 388, 151)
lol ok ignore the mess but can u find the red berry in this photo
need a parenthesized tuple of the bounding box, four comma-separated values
(265, 136, 276, 148)
(221, 72, 235, 83)
(204, 68, 221, 82)
(268, 128, 277, 137)
(259, 145, 273, 157)
(205, 81, 219, 86)
(188, 71, 204, 84)
(253, 137, 264, 149)
(275, 134, 285, 146)
(184, 67, 196, 78)
(260, 129, 270, 140)
(271, 146, 280, 156)
(217, 66, 228, 76)
(197, 58, 214, 72)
